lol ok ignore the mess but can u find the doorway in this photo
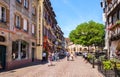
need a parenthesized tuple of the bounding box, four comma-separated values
(32, 48, 35, 62)
(0, 45, 6, 70)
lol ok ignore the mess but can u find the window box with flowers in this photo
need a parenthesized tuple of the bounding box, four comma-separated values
(116, 20, 120, 25)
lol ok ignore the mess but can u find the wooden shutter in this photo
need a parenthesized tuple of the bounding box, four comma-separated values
(27, 0, 29, 10)
(14, 14, 16, 27)
(6, 9, 10, 23)
(27, 20, 29, 32)
(21, 16, 23, 29)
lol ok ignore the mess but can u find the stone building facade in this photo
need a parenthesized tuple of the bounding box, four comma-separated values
(0, 0, 38, 70)
(0, 0, 65, 70)
(40, 0, 65, 58)
(65, 38, 95, 53)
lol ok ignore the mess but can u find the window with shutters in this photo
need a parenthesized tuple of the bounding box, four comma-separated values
(24, 0, 29, 9)
(23, 18, 28, 31)
(113, 12, 117, 24)
(0, 6, 6, 23)
(16, 15, 21, 29)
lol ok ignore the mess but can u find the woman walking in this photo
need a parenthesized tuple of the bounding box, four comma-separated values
(48, 52, 53, 66)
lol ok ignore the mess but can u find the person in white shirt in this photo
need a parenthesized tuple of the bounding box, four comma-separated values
(42, 52, 47, 62)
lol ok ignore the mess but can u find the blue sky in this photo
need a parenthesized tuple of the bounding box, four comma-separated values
(51, 0, 103, 38)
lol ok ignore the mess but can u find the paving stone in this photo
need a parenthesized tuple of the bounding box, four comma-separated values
(0, 57, 104, 77)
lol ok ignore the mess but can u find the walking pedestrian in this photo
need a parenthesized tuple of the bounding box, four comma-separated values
(66, 51, 70, 61)
(42, 51, 47, 62)
(48, 52, 53, 66)
(71, 52, 74, 61)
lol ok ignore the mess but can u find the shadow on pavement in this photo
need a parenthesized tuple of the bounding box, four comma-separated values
(0, 61, 48, 73)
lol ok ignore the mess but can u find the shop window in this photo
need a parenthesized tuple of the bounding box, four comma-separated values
(21, 41, 28, 59)
(12, 40, 29, 60)
(0, 6, 6, 23)
(12, 41, 18, 60)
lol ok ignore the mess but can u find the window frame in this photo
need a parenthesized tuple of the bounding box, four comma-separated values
(23, 18, 28, 31)
(32, 24, 35, 34)
(24, 0, 29, 9)
(16, 15, 21, 29)
(0, 6, 6, 23)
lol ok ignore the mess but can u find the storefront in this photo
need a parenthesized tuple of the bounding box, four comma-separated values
(0, 36, 6, 70)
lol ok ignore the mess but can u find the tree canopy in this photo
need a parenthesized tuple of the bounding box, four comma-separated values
(69, 20, 105, 47)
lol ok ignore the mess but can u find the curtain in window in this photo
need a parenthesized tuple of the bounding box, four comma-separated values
(23, 19, 27, 31)
(16, 16, 20, 28)
(32, 24, 34, 34)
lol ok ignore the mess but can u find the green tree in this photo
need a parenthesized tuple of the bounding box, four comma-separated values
(69, 20, 105, 51)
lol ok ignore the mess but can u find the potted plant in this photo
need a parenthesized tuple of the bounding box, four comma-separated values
(116, 20, 120, 25)
(102, 60, 113, 70)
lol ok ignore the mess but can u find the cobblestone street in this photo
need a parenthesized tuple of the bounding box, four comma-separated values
(0, 57, 104, 77)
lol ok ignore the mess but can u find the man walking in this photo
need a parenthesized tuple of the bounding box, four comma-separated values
(66, 51, 70, 61)
(42, 51, 47, 62)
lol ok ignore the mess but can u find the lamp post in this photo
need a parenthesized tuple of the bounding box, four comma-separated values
(92, 44, 95, 68)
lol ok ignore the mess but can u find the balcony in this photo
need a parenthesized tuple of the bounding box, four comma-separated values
(107, 20, 120, 31)
(106, 0, 119, 15)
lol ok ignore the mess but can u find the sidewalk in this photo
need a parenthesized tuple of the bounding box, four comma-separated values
(0, 57, 104, 77)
